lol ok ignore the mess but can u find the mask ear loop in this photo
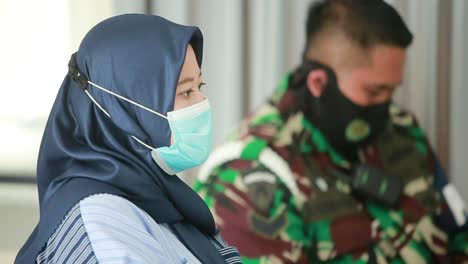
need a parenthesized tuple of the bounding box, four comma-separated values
(131, 136, 156, 150)
(67, 52, 170, 150)
(67, 52, 168, 120)
(68, 53, 111, 117)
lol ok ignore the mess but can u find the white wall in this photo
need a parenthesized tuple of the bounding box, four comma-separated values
(0, 0, 70, 176)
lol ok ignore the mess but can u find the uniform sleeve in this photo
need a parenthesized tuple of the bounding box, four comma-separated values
(194, 158, 311, 264)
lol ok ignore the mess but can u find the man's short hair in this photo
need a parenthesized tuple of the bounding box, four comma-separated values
(305, 0, 413, 52)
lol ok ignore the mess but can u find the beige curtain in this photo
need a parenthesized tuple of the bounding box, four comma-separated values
(450, 0, 468, 202)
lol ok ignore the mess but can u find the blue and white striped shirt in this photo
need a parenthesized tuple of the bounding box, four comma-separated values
(36, 194, 241, 264)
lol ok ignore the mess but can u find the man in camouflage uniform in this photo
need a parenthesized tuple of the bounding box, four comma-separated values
(194, 0, 468, 263)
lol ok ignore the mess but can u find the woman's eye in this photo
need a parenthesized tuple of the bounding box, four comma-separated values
(183, 89, 194, 97)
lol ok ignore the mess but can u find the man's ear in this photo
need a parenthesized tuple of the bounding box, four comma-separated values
(306, 69, 328, 98)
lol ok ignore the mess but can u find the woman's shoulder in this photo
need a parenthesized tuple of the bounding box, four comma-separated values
(79, 193, 137, 210)
(79, 193, 145, 219)
(38, 194, 175, 263)
(78, 193, 159, 236)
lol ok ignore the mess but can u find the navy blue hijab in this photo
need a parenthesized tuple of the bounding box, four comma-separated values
(16, 14, 224, 263)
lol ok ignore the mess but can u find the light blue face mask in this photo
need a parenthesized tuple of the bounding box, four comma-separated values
(151, 99, 212, 175)
(83, 80, 213, 175)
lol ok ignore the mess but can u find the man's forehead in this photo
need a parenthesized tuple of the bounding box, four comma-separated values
(370, 45, 407, 69)
(353, 45, 406, 85)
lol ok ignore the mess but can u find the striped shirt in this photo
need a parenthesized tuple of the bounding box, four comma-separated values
(37, 194, 242, 264)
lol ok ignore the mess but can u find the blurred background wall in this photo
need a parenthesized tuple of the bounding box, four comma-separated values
(0, 0, 467, 262)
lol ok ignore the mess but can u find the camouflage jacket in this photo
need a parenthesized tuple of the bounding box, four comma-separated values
(194, 73, 468, 264)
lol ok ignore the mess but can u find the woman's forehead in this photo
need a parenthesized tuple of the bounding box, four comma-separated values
(178, 45, 201, 81)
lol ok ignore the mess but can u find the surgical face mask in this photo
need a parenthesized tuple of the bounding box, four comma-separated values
(83, 80, 213, 175)
(150, 99, 212, 175)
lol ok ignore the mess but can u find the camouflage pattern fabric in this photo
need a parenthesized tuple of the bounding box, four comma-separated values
(194, 72, 468, 263)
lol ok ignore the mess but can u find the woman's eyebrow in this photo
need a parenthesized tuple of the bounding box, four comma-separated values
(177, 72, 202, 85)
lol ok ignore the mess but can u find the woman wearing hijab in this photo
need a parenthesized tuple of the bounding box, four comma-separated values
(15, 14, 241, 264)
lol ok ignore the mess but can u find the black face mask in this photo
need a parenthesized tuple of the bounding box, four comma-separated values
(296, 60, 390, 161)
